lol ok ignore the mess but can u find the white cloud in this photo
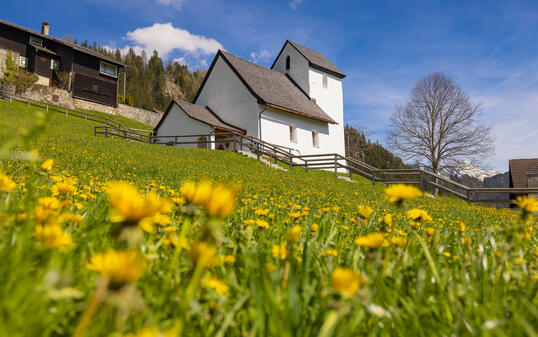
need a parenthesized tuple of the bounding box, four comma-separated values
(155, 0, 186, 8)
(289, 0, 302, 10)
(250, 49, 272, 64)
(121, 22, 223, 58)
(173, 57, 186, 65)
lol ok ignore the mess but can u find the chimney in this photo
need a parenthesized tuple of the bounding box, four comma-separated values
(41, 22, 50, 36)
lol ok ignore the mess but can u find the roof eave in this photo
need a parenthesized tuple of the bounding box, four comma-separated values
(308, 63, 346, 79)
(265, 103, 338, 124)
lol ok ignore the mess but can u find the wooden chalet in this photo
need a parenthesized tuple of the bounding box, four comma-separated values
(0, 19, 124, 107)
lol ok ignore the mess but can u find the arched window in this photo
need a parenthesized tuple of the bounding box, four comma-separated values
(289, 124, 297, 143)
(286, 55, 290, 73)
(312, 130, 319, 148)
(197, 136, 207, 149)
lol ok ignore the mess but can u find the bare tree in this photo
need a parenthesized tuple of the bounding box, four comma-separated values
(388, 72, 494, 175)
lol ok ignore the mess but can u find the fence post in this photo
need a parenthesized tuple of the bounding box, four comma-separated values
(256, 143, 260, 160)
(65, 108, 68, 117)
(85, 112, 87, 121)
(372, 171, 376, 186)
(334, 154, 338, 178)
(28, 100, 30, 108)
(305, 160, 308, 172)
(233, 133, 237, 152)
(466, 190, 471, 204)
(349, 167, 352, 180)
(289, 156, 293, 172)
(419, 171, 425, 192)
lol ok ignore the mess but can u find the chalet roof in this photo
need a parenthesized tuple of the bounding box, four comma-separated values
(272, 40, 345, 79)
(217, 50, 337, 124)
(509, 158, 538, 188)
(0, 19, 124, 67)
(31, 44, 58, 56)
(154, 99, 244, 133)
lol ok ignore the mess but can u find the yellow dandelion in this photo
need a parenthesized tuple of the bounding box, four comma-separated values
(385, 184, 422, 206)
(34, 224, 75, 251)
(378, 213, 393, 227)
(106, 181, 171, 227)
(222, 255, 236, 263)
(190, 242, 217, 268)
(289, 211, 301, 219)
(513, 196, 538, 220)
(0, 170, 16, 192)
(354, 232, 385, 248)
(389, 236, 406, 247)
(321, 249, 338, 257)
(271, 244, 287, 260)
(51, 179, 77, 196)
(256, 219, 270, 229)
(86, 249, 147, 288)
(255, 208, 270, 216)
(202, 276, 229, 296)
(331, 267, 364, 297)
(407, 208, 432, 229)
(310, 223, 319, 232)
(287, 225, 302, 241)
(357, 205, 374, 220)
(181, 181, 236, 217)
(41, 159, 54, 174)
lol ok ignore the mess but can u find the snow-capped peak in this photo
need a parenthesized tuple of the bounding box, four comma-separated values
(442, 161, 500, 181)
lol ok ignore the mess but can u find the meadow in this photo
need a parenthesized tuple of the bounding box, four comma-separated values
(0, 99, 536, 337)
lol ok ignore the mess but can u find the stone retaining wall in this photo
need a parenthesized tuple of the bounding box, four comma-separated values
(0, 84, 163, 127)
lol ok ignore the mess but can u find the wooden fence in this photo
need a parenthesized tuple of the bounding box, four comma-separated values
(93, 125, 538, 206)
(3, 92, 534, 207)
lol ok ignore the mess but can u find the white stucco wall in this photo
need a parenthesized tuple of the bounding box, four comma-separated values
(308, 68, 345, 157)
(195, 55, 260, 137)
(272, 43, 310, 94)
(155, 103, 214, 149)
(261, 106, 344, 157)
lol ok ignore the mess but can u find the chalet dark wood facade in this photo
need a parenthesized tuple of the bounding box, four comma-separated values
(0, 19, 124, 107)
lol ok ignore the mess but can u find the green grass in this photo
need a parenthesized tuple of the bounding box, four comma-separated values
(0, 99, 536, 337)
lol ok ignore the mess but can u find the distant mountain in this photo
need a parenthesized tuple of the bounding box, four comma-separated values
(441, 161, 500, 182)
(413, 161, 509, 188)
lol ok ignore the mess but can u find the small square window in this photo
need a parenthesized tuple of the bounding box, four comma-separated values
(29, 36, 43, 47)
(51, 59, 60, 71)
(19, 56, 28, 69)
(322, 74, 328, 88)
(99, 61, 117, 77)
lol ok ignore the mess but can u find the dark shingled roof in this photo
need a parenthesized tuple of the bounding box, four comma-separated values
(509, 158, 538, 188)
(0, 19, 124, 66)
(287, 41, 345, 78)
(154, 99, 244, 133)
(219, 50, 337, 124)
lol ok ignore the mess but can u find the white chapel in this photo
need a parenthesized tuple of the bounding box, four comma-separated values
(153, 40, 346, 157)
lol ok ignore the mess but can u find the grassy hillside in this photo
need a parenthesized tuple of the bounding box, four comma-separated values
(0, 99, 536, 337)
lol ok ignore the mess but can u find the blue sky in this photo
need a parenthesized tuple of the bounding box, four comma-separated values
(3, 0, 538, 171)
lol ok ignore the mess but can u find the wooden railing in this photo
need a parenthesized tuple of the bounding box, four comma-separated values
(289, 153, 538, 205)
(93, 125, 538, 206)
(0, 92, 146, 135)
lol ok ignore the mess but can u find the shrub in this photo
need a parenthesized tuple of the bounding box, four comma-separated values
(1, 50, 38, 94)
(54, 70, 70, 90)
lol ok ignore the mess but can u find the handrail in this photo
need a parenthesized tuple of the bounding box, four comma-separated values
(92, 125, 538, 207)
